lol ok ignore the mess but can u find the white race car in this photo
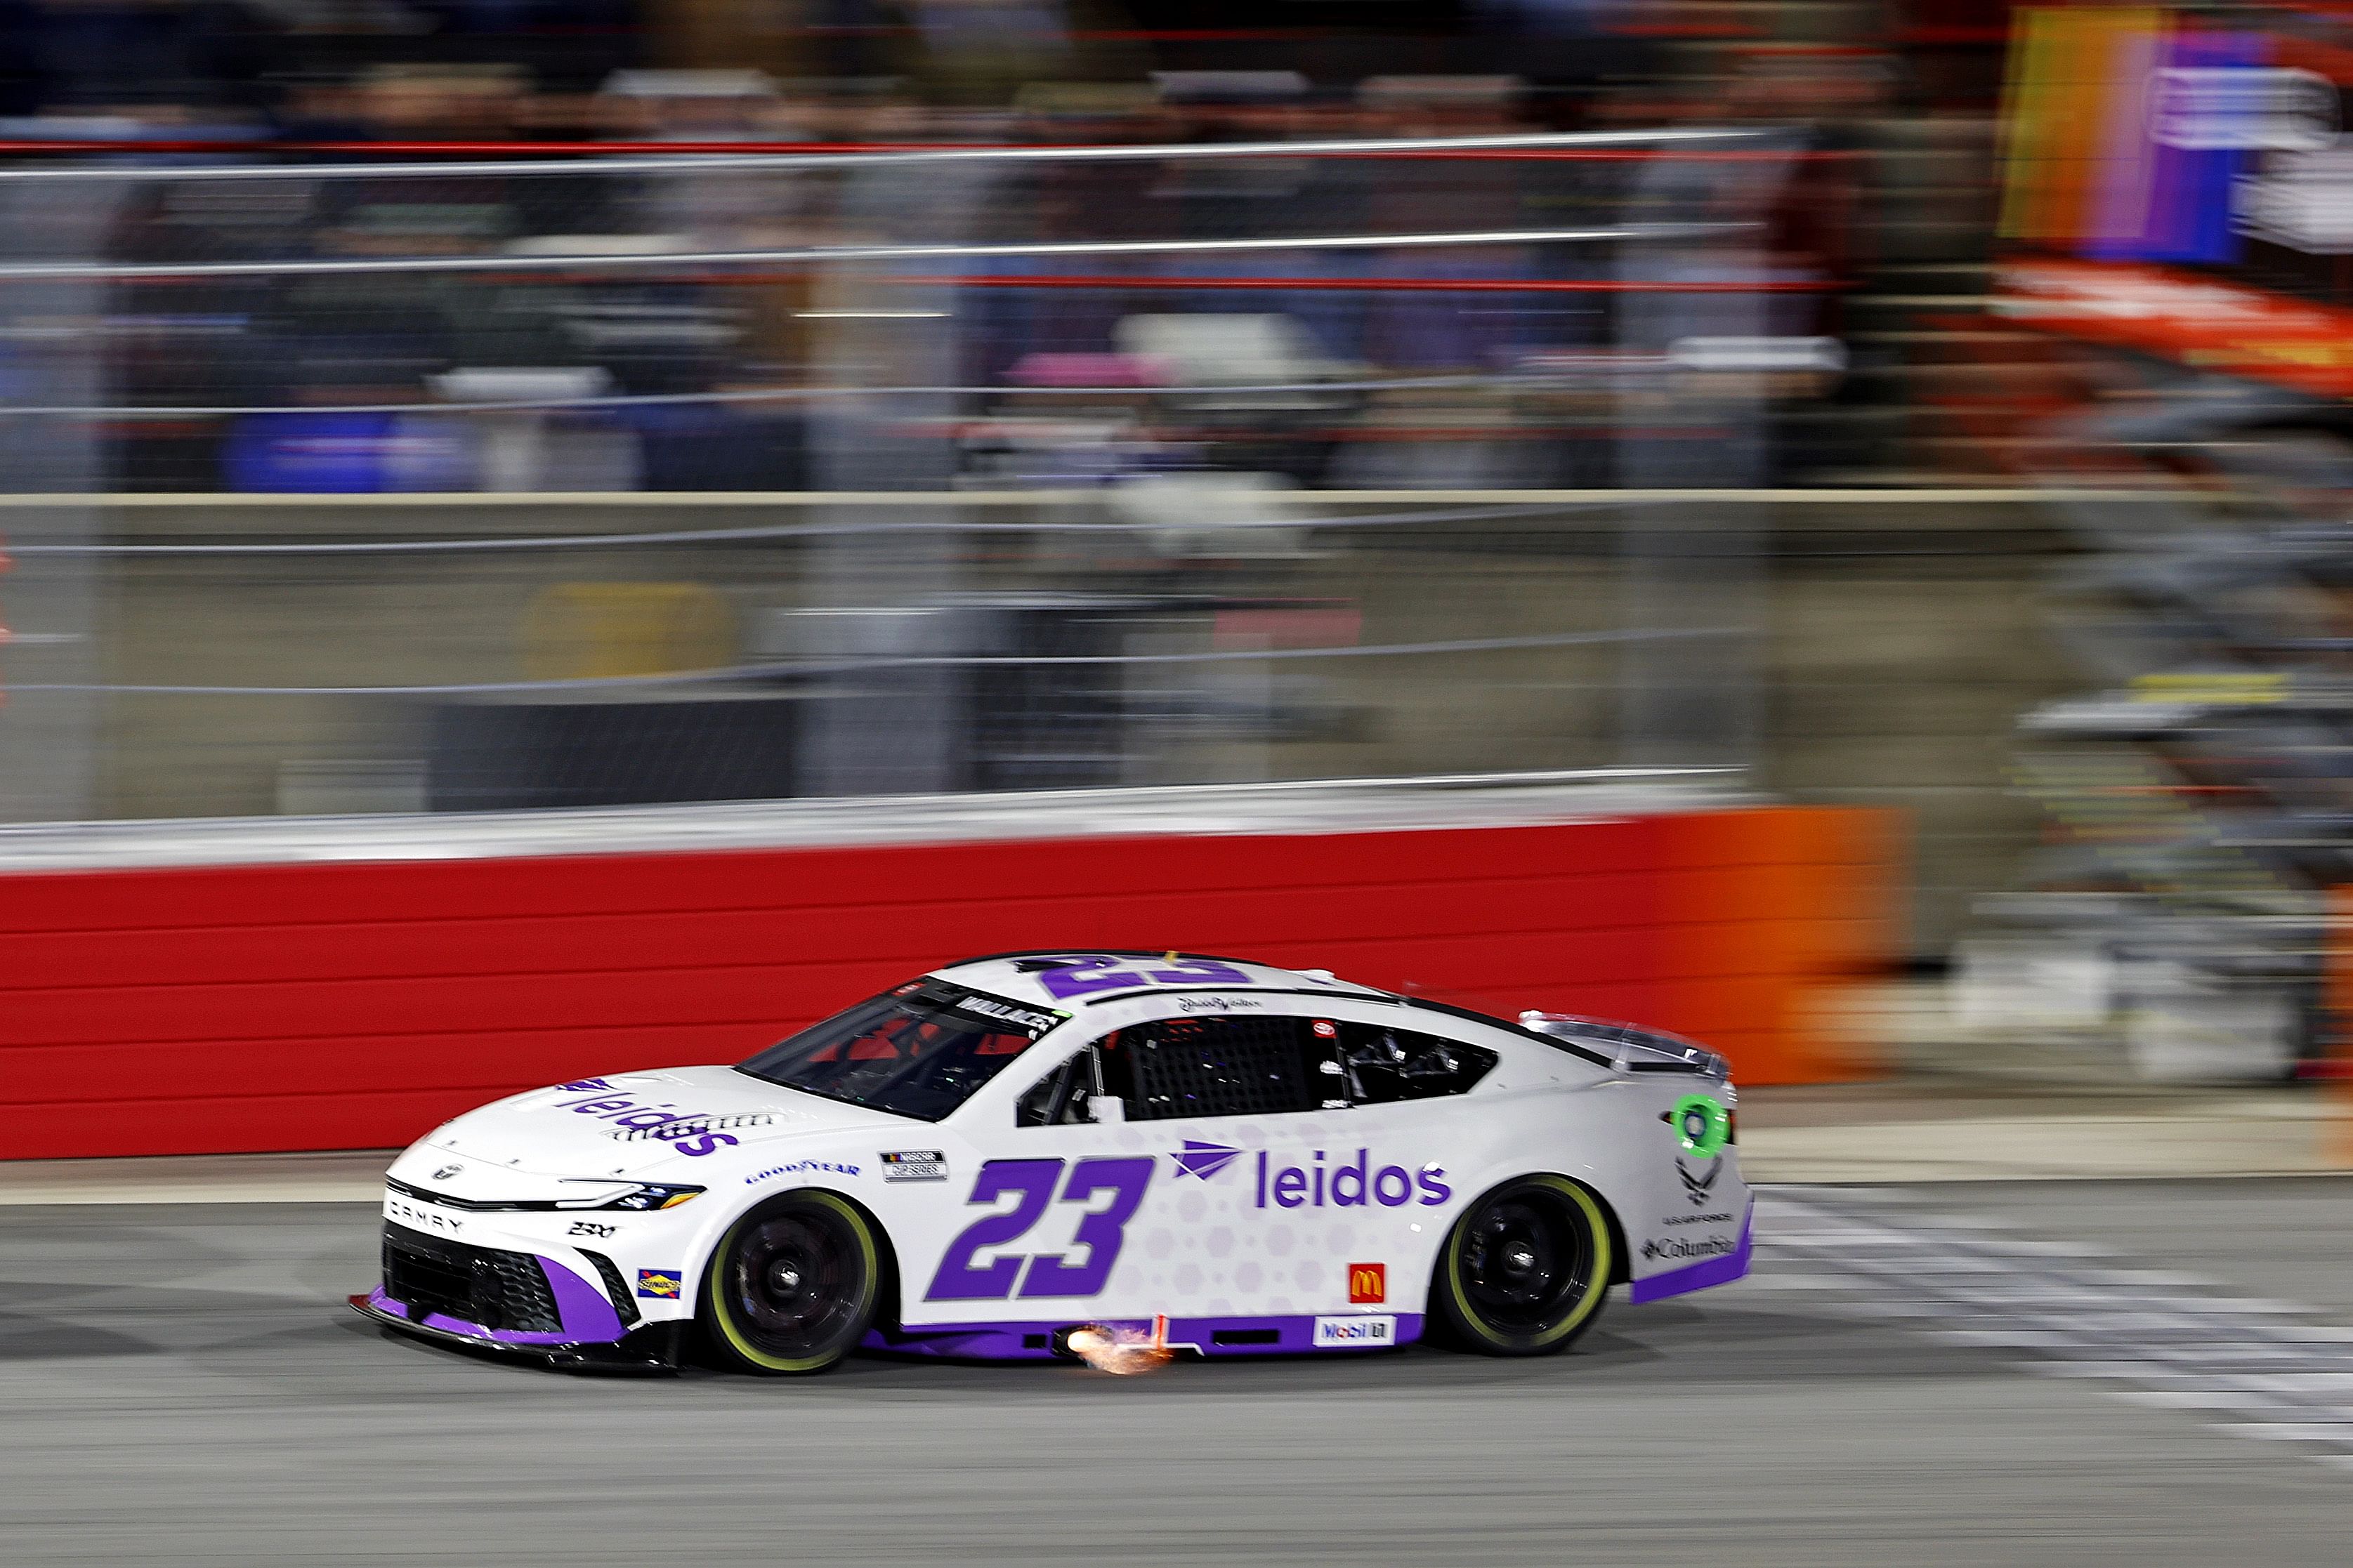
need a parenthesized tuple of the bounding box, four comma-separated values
(353, 951, 1750, 1373)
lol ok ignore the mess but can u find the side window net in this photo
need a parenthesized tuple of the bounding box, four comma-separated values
(1339, 1022, 1497, 1105)
(1121, 1016, 1318, 1121)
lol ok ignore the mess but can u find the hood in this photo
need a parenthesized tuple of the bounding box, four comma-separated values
(419, 1065, 910, 1179)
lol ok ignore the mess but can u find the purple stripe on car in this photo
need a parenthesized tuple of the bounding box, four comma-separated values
(366, 1284, 580, 1347)
(865, 1313, 1424, 1359)
(368, 1252, 627, 1348)
(1627, 1209, 1753, 1304)
(539, 1256, 625, 1343)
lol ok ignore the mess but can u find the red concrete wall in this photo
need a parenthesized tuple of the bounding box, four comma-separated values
(0, 805, 1897, 1160)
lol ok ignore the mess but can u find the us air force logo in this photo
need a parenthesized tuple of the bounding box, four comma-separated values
(1676, 1156, 1722, 1206)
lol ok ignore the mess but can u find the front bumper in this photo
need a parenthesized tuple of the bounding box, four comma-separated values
(350, 1289, 685, 1372)
(358, 1219, 683, 1372)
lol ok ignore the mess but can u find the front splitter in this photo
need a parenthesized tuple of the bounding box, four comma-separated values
(348, 1293, 682, 1374)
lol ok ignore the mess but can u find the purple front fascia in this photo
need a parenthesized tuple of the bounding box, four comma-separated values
(1627, 1211, 1753, 1305)
(866, 1313, 1423, 1359)
(371, 1254, 627, 1348)
(542, 1258, 627, 1342)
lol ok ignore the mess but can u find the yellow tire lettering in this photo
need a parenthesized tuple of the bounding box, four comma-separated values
(706, 1191, 879, 1373)
(1444, 1176, 1611, 1348)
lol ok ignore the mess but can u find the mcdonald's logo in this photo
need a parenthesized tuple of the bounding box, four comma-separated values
(1347, 1263, 1387, 1305)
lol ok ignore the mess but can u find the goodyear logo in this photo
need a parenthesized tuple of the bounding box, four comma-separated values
(636, 1269, 683, 1300)
(1347, 1263, 1387, 1305)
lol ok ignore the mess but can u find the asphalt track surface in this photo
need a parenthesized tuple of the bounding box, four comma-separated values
(4, 1180, 2353, 1567)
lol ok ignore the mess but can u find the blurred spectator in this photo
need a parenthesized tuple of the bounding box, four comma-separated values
(0, 0, 1908, 496)
(27, 0, 282, 117)
(911, 0, 1074, 106)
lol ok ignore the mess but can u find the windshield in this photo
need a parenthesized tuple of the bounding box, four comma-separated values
(734, 980, 1067, 1122)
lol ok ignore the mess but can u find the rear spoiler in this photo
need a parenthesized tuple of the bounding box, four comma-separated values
(1516, 1013, 1730, 1079)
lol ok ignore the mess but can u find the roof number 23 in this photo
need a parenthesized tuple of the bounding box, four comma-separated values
(1035, 956, 1251, 999)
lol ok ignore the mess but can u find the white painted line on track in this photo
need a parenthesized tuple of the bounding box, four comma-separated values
(0, 1153, 391, 1206)
(1757, 1187, 2353, 1470)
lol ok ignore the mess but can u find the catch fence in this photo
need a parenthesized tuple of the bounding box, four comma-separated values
(0, 129, 1841, 820)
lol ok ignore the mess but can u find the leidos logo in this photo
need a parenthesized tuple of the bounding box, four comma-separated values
(1348, 1263, 1387, 1304)
(1170, 1141, 1243, 1180)
(556, 1090, 741, 1157)
(1253, 1149, 1450, 1210)
(1169, 1144, 1452, 1208)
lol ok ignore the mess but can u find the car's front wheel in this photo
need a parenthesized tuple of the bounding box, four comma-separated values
(1430, 1174, 1613, 1355)
(701, 1190, 881, 1375)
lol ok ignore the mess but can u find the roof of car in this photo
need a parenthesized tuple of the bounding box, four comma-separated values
(927, 951, 1638, 1070)
(929, 950, 1396, 1011)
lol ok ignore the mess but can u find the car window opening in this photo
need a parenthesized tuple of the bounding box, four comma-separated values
(735, 980, 1060, 1122)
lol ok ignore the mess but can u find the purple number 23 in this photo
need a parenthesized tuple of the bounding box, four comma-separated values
(1036, 955, 1252, 999)
(926, 1157, 1154, 1300)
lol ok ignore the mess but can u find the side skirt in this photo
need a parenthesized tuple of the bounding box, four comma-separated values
(867, 1312, 1423, 1361)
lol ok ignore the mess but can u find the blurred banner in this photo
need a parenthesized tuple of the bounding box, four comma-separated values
(1995, 3, 2353, 390)
(2000, 8, 2277, 265)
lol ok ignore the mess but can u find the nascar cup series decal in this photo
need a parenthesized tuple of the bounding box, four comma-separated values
(881, 1151, 949, 1182)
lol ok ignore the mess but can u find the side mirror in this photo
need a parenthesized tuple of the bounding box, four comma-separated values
(1087, 1095, 1127, 1125)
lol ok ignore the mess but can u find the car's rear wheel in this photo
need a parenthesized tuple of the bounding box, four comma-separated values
(701, 1190, 880, 1375)
(1430, 1174, 1612, 1356)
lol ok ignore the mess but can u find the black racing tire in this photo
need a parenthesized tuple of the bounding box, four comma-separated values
(1429, 1174, 1613, 1357)
(700, 1190, 881, 1376)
